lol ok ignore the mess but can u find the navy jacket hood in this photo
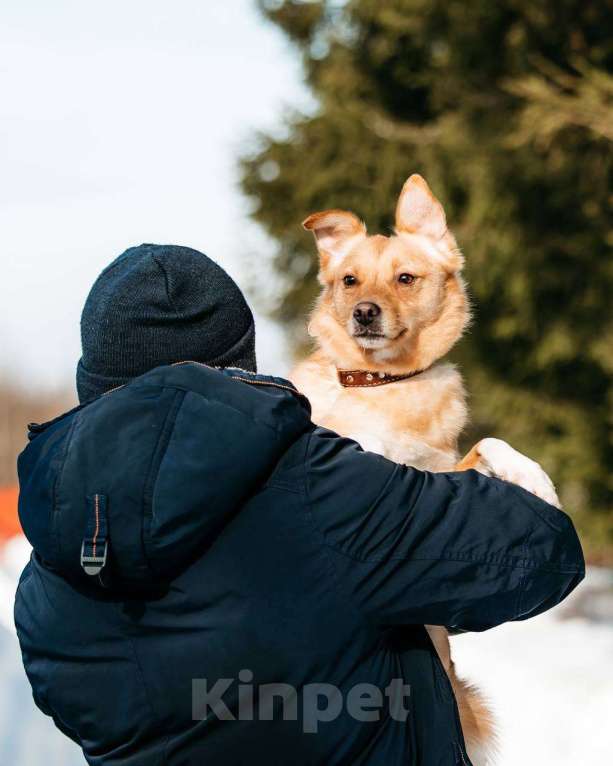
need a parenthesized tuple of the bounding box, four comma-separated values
(18, 363, 311, 589)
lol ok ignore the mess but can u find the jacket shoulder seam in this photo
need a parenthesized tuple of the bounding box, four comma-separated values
(320, 539, 582, 573)
(264, 478, 305, 495)
(302, 430, 374, 627)
(303, 440, 400, 558)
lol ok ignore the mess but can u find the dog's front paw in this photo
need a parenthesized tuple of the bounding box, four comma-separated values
(475, 438, 561, 508)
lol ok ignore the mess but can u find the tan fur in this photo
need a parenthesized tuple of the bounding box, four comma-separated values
(292, 175, 497, 764)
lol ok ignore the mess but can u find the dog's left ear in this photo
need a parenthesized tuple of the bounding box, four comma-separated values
(395, 174, 447, 240)
(303, 209, 366, 269)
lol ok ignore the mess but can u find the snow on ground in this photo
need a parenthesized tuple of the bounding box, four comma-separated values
(1, 537, 611, 765)
(452, 567, 613, 764)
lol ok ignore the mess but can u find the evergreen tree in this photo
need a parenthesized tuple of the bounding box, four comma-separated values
(240, 0, 613, 559)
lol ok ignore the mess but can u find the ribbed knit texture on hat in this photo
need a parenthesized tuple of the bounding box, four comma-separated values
(76, 244, 256, 402)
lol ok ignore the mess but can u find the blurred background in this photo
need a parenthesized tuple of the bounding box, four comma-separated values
(1, 1, 611, 763)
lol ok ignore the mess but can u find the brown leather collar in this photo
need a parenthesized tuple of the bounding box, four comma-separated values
(337, 367, 429, 388)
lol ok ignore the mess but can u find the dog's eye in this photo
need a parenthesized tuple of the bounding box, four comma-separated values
(398, 273, 415, 285)
(343, 275, 357, 287)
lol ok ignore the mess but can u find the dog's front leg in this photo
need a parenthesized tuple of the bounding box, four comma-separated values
(457, 437, 561, 508)
(425, 625, 452, 671)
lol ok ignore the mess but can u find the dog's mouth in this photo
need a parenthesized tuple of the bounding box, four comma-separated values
(352, 327, 407, 346)
(352, 327, 407, 339)
(353, 329, 385, 338)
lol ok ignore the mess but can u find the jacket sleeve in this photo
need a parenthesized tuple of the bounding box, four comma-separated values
(305, 427, 585, 632)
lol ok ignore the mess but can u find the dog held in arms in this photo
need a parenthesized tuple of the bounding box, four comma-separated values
(291, 174, 560, 765)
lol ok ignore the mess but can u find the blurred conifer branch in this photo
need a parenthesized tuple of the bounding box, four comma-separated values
(507, 58, 613, 145)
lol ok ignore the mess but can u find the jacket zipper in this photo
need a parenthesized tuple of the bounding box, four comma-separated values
(172, 361, 310, 405)
(94, 361, 304, 399)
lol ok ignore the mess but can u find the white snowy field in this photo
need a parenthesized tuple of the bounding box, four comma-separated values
(1, 536, 611, 765)
(452, 566, 613, 764)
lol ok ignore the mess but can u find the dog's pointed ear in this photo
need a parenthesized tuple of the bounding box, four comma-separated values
(395, 174, 447, 240)
(303, 209, 366, 267)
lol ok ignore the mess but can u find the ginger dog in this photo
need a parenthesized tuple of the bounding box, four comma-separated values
(291, 174, 560, 765)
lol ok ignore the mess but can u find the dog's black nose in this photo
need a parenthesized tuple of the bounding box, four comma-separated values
(353, 302, 381, 326)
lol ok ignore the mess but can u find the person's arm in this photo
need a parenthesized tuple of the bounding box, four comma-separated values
(305, 427, 584, 632)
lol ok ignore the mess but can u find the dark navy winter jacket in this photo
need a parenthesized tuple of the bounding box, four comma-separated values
(14, 363, 584, 766)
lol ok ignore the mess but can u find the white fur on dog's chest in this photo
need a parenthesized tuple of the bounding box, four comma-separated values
(294, 361, 467, 472)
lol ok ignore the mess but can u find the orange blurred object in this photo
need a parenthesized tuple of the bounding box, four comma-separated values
(0, 486, 21, 542)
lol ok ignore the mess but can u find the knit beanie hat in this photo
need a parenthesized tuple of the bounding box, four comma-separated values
(76, 244, 256, 402)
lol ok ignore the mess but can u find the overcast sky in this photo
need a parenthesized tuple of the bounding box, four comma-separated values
(0, 0, 310, 393)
